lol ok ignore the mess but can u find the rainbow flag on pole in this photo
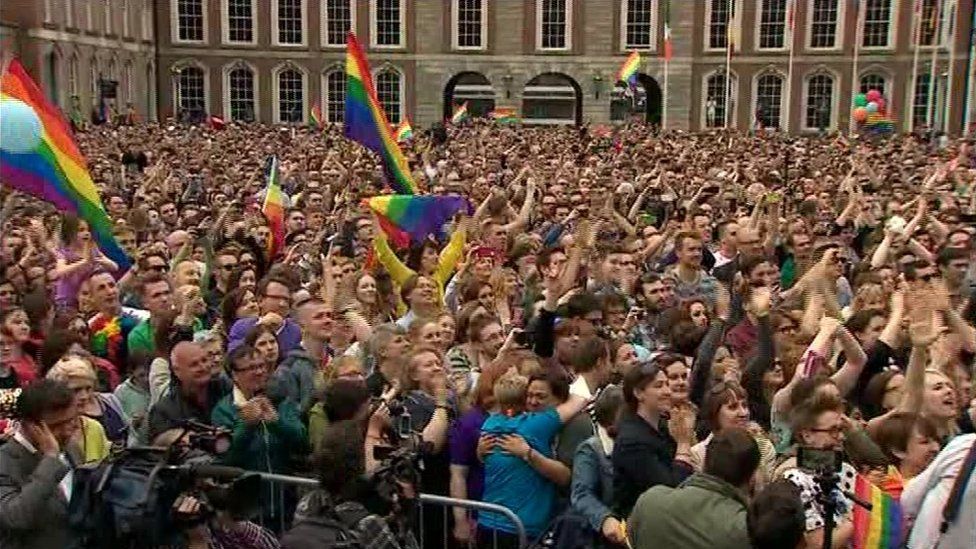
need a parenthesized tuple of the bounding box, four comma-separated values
(394, 119, 413, 142)
(616, 51, 641, 85)
(262, 155, 287, 257)
(344, 32, 417, 195)
(366, 195, 472, 248)
(0, 58, 131, 269)
(451, 102, 469, 124)
(852, 475, 902, 549)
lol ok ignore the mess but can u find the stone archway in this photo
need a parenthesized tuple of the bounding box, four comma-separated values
(611, 73, 662, 124)
(522, 72, 583, 126)
(443, 72, 495, 120)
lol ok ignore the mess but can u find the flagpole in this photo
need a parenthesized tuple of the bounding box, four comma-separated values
(663, 0, 671, 130)
(724, 0, 733, 128)
(663, 57, 670, 129)
(785, 0, 796, 133)
(928, 0, 944, 129)
(946, 0, 959, 134)
(849, 0, 865, 135)
(911, 0, 924, 131)
(965, 5, 976, 136)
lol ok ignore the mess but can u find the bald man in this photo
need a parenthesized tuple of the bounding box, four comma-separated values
(165, 230, 191, 259)
(146, 341, 229, 443)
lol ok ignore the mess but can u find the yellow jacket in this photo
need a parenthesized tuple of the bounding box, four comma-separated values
(373, 227, 466, 307)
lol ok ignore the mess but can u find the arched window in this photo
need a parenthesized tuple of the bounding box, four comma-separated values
(174, 64, 206, 118)
(323, 69, 346, 123)
(375, 68, 402, 124)
(804, 72, 835, 131)
(68, 55, 79, 98)
(89, 58, 99, 108)
(123, 62, 134, 105)
(703, 70, 737, 128)
(228, 64, 256, 122)
(276, 66, 305, 123)
(859, 73, 887, 96)
(755, 72, 784, 129)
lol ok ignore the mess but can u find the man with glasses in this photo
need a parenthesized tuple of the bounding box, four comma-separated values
(207, 245, 240, 318)
(228, 276, 302, 358)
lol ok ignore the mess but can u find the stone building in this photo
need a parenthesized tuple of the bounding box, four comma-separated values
(4, 1, 976, 134)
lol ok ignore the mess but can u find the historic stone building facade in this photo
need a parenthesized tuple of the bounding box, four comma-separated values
(4, 1, 976, 134)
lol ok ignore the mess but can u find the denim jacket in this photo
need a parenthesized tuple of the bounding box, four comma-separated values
(570, 436, 615, 533)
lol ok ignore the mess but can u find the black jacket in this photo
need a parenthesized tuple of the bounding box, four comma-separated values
(147, 377, 230, 442)
(611, 410, 692, 516)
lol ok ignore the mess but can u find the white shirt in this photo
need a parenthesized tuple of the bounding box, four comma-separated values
(903, 434, 976, 549)
(568, 377, 613, 455)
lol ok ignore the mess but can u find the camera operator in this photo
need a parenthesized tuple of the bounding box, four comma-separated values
(779, 394, 857, 548)
(282, 419, 419, 549)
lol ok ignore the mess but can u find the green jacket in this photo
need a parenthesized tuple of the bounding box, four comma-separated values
(627, 473, 751, 549)
(210, 391, 308, 474)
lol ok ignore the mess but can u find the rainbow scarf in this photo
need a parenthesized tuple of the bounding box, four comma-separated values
(366, 195, 472, 248)
(310, 102, 324, 129)
(490, 107, 519, 124)
(344, 32, 417, 195)
(90, 313, 140, 367)
(617, 51, 641, 85)
(0, 59, 131, 269)
(394, 119, 413, 142)
(852, 475, 903, 549)
(451, 102, 469, 124)
(262, 155, 287, 257)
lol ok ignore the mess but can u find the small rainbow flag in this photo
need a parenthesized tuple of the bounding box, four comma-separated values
(0, 59, 131, 269)
(310, 102, 324, 129)
(490, 107, 519, 124)
(617, 51, 641, 85)
(451, 101, 469, 124)
(366, 195, 472, 248)
(394, 119, 413, 142)
(344, 32, 417, 195)
(852, 475, 902, 549)
(262, 155, 287, 257)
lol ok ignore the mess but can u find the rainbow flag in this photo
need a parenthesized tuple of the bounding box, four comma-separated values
(262, 155, 287, 257)
(394, 119, 413, 142)
(0, 59, 131, 269)
(366, 195, 472, 248)
(490, 107, 519, 124)
(451, 102, 469, 124)
(616, 51, 640, 85)
(344, 32, 418, 195)
(310, 102, 324, 129)
(852, 475, 902, 549)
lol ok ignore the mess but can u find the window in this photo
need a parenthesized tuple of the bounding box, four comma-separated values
(809, 0, 840, 49)
(68, 56, 79, 98)
(89, 60, 98, 107)
(274, 0, 304, 45)
(537, 0, 572, 51)
(622, 0, 655, 50)
(804, 73, 835, 130)
(862, 0, 892, 48)
(44, 0, 53, 23)
(703, 70, 737, 128)
(913, 73, 931, 128)
(105, 0, 113, 34)
(323, 0, 354, 47)
(376, 68, 402, 124)
(755, 72, 784, 128)
(707, 0, 735, 50)
(175, 0, 205, 42)
(86, 0, 93, 30)
(454, 0, 486, 50)
(122, 0, 130, 36)
(859, 73, 887, 96)
(920, 0, 945, 46)
(124, 63, 133, 105)
(758, 0, 787, 49)
(66, 0, 74, 28)
(174, 65, 206, 117)
(276, 67, 305, 123)
(225, 0, 255, 43)
(372, 0, 404, 47)
(143, 0, 152, 40)
(323, 69, 346, 123)
(227, 64, 256, 122)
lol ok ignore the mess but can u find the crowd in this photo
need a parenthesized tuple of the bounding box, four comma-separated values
(1, 117, 975, 549)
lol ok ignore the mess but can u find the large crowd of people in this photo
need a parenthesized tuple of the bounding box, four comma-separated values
(1, 118, 975, 549)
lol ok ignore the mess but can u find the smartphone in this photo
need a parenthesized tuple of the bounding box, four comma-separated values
(513, 329, 535, 348)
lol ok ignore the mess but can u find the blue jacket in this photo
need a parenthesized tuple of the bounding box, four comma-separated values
(571, 436, 615, 533)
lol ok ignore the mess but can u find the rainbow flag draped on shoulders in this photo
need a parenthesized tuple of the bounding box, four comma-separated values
(451, 102, 469, 124)
(0, 59, 131, 269)
(852, 475, 903, 549)
(617, 51, 641, 85)
(394, 119, 413, 143)
(262, 155, 287, 257)
(366, 195, 472, 249)
(344, 32, 417, 195)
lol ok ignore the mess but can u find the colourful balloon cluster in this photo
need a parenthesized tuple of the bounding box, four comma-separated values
(853, 89, 894, 133)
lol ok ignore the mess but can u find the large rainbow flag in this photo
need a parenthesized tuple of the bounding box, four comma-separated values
(366, 195, 472, 248)
(617, 51, 641, 85)
(261, 155, 287, 257)
(852, 475, 902, 549)
(0, 59, 131, 269)
(344, 32, 417, 195)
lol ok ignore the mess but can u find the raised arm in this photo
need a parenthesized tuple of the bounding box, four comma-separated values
(828, 326, 868, 396)
(773, 316, 840, 413)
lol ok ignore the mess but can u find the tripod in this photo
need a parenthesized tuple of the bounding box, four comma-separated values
(814, 470, 873, 549)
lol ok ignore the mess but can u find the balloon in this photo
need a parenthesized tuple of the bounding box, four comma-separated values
(853, 107, 868, 122)
(854, 94, 868, 107)
(866, 89, 882, 103)
(0, 99, 43, 154)
(866, 101, 879, 114)
(876, 98, 886, 112)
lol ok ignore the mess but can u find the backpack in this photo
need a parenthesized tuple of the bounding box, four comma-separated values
(280, 501, 371, 549)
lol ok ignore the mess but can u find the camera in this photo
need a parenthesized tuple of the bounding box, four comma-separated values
(796, 447, 843, 476)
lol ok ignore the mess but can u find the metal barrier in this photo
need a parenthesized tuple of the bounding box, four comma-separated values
(250, 472, 528, 548)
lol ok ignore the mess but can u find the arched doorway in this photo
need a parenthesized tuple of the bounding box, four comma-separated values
(610, 73, 662, 124)
(443, 72, 495, 120)
(522, 73, 582, 126)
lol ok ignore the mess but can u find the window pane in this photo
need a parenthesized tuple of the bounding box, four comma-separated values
(759, 0, 786, 49)
(376, 70, 401, 124)
(228, 0, 253, 42)
(456, 0, 483, 48)
(859, 74, 887, 96)
(624, 0, 653, 49)
(810, 0, 838, 48)
(862, 0, 891, 47)
(177, 0, 204, 41)
(325, 0, 352, 46)
(541, 0, 568, 49)
(756, 73, 783, 128)
(705, 71, 736, 127)
(709, 0, 734, 49)
(805, 74, 834, 129)
(913, 74, 931, 127)
(920, 0, 943, 46)
(325, 70, 346, 123)
(376, 0, 402, 46)
(278, 69, 304, 122)
(177, 66, 205, 115)
(278, 0, 303, 44)
(229, 67, 255, 121)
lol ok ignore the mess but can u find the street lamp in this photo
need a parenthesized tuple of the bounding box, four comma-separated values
(502, 73, 513, 99)
(592, 74, 604, 99)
